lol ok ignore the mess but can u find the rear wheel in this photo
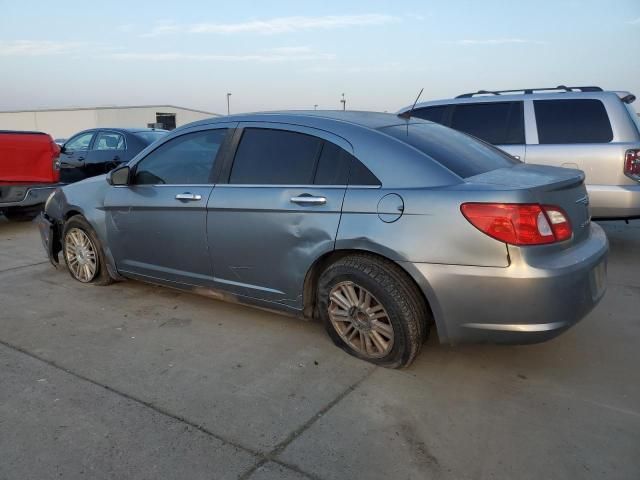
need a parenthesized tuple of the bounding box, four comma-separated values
(317, 253, 428, 368)
(62, 216, 113, 285)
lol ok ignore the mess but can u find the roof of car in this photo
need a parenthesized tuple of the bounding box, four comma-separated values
(188, 110, 425, 131)
(398, 89, 633, 113)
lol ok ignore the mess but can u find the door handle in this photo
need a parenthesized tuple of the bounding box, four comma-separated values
(290, 195, 327, 205)
(175, 193, 202, 201)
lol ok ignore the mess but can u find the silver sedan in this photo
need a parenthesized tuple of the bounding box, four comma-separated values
(37, 111, 608, 368)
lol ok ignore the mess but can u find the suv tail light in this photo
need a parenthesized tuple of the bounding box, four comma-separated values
(461, 203, 572, 245)
(51, 140, 61, 171)
(624, 149, 640, 179)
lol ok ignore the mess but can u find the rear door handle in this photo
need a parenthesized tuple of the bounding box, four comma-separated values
(290, 195, 327, 205)
(175, 193, 202, 201)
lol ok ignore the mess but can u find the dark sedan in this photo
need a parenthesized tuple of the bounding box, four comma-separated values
(58, 128, 167, 183)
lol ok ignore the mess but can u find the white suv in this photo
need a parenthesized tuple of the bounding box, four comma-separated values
(398, 86, 640, 220)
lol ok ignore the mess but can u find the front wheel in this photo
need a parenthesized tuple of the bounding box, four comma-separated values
(62, 215, 113, 285)
(317, 254, 428, 368)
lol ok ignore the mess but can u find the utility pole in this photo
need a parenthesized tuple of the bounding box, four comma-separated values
(226, 93, 232, 115)
(314, 104, 318, 110)
(340, 93, 346, 111)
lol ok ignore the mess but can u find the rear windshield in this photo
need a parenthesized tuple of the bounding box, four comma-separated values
(380, 122, 520, 178)
(135, 131, 168, 145)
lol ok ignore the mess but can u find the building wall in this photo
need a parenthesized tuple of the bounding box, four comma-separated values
(0, 106, 215, 139)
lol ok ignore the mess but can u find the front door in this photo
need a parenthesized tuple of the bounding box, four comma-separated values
(59, 131, 95, 183)
(85, 130, 127, 176)
(104, 127, 230, 285)
(207, 124, 350, 308)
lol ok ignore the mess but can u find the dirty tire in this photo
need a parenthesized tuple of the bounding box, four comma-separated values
(317, 253, 428, 368)
(62, 215, 114, 286)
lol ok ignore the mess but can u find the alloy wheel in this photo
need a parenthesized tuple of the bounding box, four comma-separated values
(64, 228, 98, 283)
(328, 281, 394, 358)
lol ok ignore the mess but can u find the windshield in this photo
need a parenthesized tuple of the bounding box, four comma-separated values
(136, 131, 168, 145)
(380, 122, 520, 178)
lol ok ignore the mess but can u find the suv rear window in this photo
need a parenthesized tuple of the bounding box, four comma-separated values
(534, 99, 613, 144)
(450, 102, 524, 145)
(381, 123, 519, 178)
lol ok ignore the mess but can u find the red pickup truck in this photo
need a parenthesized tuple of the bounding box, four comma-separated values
(1, 130, 61, 221)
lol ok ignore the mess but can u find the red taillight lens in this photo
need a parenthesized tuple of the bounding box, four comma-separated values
(624, 149, 640, 178)
(461, 203, 572, 245)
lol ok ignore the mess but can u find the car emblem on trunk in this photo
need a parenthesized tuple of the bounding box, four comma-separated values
(576, 195, 591, 228)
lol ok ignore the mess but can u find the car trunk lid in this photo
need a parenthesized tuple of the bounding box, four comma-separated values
(465, 163, 591, 243)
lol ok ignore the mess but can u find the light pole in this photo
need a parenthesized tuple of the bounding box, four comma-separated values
(226, 93, 232, 115)
(340, 93, 346, 111)
(314, 104, 318, 110)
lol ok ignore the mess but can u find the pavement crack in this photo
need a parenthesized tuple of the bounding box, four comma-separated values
(238, 366, 377, 480)
(0, 260, 49, 274)
(0, 337, 363, 480)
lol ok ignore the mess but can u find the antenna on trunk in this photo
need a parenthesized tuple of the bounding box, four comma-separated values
(399, 88, 424, 119)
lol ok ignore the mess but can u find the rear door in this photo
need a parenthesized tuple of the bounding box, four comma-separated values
(206, 123, 350, 308)
(84, 130, 127, 176)
(104, 126, 232, 285)
(448, 101, 526, 160)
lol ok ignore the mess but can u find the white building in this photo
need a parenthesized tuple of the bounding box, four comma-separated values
(0, 105, 218, 139)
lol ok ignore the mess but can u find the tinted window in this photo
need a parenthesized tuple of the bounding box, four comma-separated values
(94, 131, 125, 151)
(412, 106, 447, 124)
(380, 123, 519, 178)
(313, 141, 350, 185)
(135, 131, 168, 145)
(230, 129, 322, 184)
(134, 129, 227, 185)
(65, 132, 94, 151)
(534, 99, 613, 144)
(450, 102, 524, 145)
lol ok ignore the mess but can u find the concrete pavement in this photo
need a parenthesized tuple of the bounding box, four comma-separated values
(0, 217, 638, 479)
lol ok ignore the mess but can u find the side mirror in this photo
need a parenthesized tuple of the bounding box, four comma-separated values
(107, 165, 131, 186)
(60, 145, 67, 154)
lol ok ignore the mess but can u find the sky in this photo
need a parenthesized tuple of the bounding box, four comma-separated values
(1, 0, 639, 114)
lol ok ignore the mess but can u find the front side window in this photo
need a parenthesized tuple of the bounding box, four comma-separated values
(133, 129, 227, 185)
(65, 132, 94, 151)
(94, 131, 125, 151)
(534, 99, 613, 144)
(450, 102, 524, 145)
(380, 122, 519, 179)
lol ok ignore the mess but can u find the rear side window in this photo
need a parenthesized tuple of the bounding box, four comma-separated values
(230, 129, 322, 184)
(411, 106, 447, 124)
(94, 131, 125, 151)
(450, 102, 524, 145)
(134, 129, 227, 185)
(380, 123, 519, 179)
(314, 141, 350, 185)
(534, 99, 613, 144)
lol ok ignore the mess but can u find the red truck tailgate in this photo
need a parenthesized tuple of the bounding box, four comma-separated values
(0, 131, 60, 183)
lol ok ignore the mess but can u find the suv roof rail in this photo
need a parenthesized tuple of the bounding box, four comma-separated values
(455, 85, 604, 98)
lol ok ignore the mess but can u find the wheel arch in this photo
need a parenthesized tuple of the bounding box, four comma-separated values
(302, 248, 442, 339)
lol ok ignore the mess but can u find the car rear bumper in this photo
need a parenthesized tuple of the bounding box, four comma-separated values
(403, 223, 609, 344)
(587, 183, 640, 219)
(0, 183, 61, 209)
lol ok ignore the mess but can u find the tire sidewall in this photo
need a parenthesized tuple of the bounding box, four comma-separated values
(318, 263, 412, 367)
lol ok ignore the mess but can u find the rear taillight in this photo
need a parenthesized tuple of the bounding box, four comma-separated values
(461, 203, 572, 246)
(51, 141, 61, 171)
(624, 149, 640, 179)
